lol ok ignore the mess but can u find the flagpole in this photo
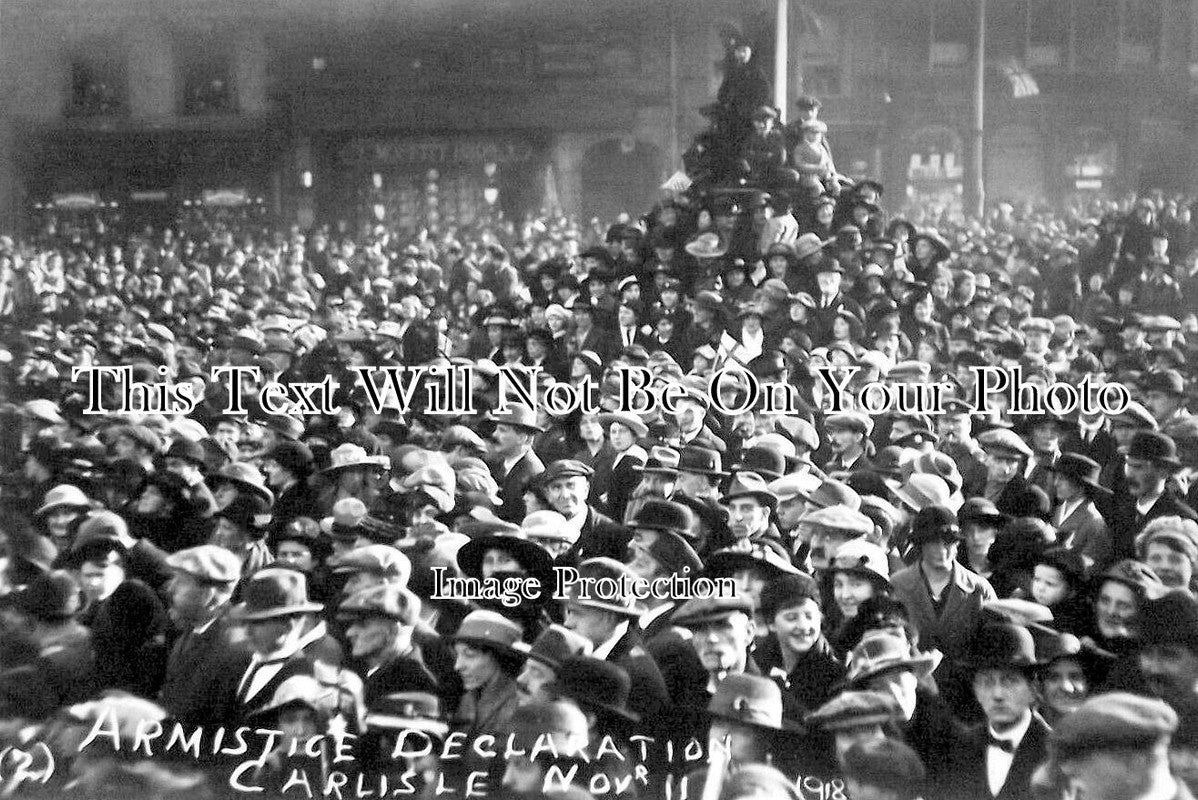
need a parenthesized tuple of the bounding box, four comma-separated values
(970, 0, 986, 218)
(774, 0, 789, 124)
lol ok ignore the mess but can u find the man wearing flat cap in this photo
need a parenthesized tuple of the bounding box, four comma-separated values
(977, 428, 1043, 518)
(337, 584, 460, 712)
(540, 459, 630, 563)
(822, 412, 875, 474)
(158, 544, 251, 725)
(1044, 693, 1193, 800)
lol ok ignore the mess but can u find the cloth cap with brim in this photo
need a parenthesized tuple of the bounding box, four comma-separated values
(1050, 692, 1178, 764)
(231, 568, 323, 621)
(845, 630, 938, 687)
(672, 595, 755, 628)
(829, 539, 890, 586)
(798, 505, 874, 538)
(329, 545, 412, 582)
(520, 510, 578, 544)
(1098, 558, 1165, 599)
(365, 692, 449, 738)
(165, 544, 243, 586)
(540, 459, 594, 484)
(34, 484, 92, 517)
(247, 675, 337, 722)
(978, 429, 1034, 460)
(336, 584, 421, 625)
(709, 673, 803, 732)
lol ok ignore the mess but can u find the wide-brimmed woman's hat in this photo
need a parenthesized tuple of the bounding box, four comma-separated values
(456, 531, 555, 587)
(829, 539, 891, 588)
(320, 444, 391, 476)
(450, 610, 524, 657)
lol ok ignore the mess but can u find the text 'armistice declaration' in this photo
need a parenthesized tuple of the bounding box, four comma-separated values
(73, 364, 1132, 419)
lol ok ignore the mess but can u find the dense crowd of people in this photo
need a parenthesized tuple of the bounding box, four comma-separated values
(4, 31, 1198, 800)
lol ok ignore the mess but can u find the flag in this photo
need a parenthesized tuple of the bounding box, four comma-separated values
(998, 58, 1040, 98)
(661, 170, 693, 194)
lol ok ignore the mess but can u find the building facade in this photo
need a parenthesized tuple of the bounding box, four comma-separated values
(0, 0, 1195, 232)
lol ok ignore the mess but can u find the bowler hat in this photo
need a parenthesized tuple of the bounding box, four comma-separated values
(231, 568, 323, 621)
(630, 500, 694, 536)
(1127, 431, 1182, 470)
(907, 505, 962, 545)
(548, 656, 639, 722)
(964, 623, 1042, 671)
(734, 446, 787, 480)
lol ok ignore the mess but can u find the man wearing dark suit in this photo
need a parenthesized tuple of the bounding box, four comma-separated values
(158, 545, 252, 725)
(977, 429, 1045, 519)
(541, 459, 630, 563)
(567, 301, 614, 363)
(626, 503, 709, 707)
(230, 568, 329, 722)
(950, 624, 1052, 800)
(821, 411, 875, 474)
(485, 404, 546, 524)
(337, 583, 461, 713)
(561, 558, 671, 721)
(1109, 431, 1198, 560)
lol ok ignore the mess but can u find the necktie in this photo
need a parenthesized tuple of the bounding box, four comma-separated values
(988, 735, 1015, 753)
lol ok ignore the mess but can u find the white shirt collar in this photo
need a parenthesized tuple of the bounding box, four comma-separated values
(593, 619, 630, 660)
